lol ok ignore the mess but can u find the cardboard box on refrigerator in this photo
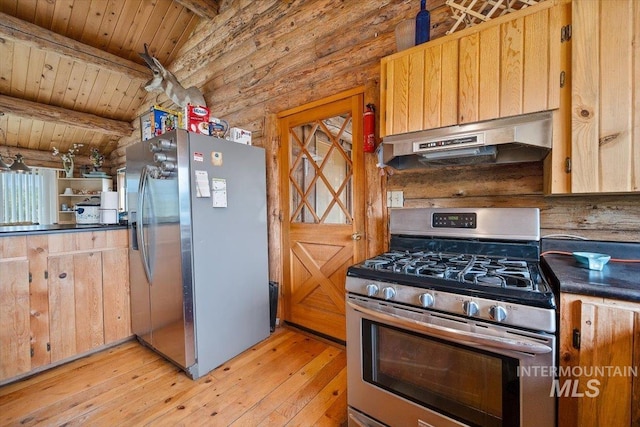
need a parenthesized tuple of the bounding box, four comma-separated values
(229, 127, 252, 145)
(183, 104, 211, 135)
(139, 105, 182, 141)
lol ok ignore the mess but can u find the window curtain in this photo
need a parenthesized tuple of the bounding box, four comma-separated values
(0, 168, 59, 225)
(38, 168, 58, 225)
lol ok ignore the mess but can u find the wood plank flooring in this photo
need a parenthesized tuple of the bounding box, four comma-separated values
(0, 327, 348, 426)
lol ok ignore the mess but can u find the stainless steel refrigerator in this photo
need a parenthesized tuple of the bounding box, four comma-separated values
(126, 129, 270, 379)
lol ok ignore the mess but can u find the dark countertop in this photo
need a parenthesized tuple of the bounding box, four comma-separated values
(0, 223, 127, 237)
(541, 238, 640, 303)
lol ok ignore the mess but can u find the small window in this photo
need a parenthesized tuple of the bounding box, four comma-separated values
(0, 168, 58, 225)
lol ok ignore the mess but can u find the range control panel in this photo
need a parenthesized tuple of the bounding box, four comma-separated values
(432, 212, 477, 229)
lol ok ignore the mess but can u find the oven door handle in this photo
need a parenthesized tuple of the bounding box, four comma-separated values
(347, 300, 552, 355)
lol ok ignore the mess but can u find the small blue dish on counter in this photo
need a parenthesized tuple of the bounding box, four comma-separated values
(573, 252, 611, 271)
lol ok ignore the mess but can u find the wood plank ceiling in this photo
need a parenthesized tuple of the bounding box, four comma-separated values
(0, 0, 217, 168)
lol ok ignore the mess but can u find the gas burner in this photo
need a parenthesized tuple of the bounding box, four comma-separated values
(363, 259, 390, 269)
(358, 251, 539, 291)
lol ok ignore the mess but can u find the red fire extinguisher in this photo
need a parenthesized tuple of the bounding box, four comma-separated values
(363, 103, 376, 153)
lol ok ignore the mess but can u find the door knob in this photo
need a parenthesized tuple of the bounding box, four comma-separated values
(351, 232, 362, 241)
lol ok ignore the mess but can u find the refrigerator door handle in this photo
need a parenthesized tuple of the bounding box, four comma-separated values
(137, 165, 153, 283)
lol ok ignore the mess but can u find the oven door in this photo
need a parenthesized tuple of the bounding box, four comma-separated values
(346, 295, 556, 427)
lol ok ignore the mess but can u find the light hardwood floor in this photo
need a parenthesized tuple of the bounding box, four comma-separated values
(0, 327, 348, 426)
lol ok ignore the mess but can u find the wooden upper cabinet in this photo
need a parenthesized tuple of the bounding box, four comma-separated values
(459, 5, 563, 124)
(570, 0, 640, 193)
(380, 0, 566, 138)
(382, 39, 458, 137)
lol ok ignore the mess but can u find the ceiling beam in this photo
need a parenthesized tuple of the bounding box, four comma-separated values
(173, 0, 220, 20)
(0, 95, 133, 138)
(0, 11, 149, 80)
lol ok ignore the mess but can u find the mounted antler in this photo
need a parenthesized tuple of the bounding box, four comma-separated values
(139, 43, 206, 108)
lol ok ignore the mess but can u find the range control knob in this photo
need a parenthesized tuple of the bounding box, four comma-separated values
(365, 283, 379, 297)
(462, 301, 479, 317)
(382, 287, 396, 300)
(489, 305, 508, 322)
(419, 293, 434, 308)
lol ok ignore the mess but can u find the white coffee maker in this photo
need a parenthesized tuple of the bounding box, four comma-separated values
(99, 191, 119, 224)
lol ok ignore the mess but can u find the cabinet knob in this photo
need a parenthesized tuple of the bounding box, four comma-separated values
(58, 272, 67, 279)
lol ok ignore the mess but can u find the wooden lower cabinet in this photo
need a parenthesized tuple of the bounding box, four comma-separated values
(48, 252, 105, 362)
(0, 257, 31, 379)
(102, 248, 130, 343)
(0, 229, 131, 384)
(559, 293, 640, 427)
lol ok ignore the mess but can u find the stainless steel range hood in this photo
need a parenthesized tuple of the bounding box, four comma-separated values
(380, 111, 553, 169)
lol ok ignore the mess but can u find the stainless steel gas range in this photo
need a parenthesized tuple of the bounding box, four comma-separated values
(346, 207, 557, 427)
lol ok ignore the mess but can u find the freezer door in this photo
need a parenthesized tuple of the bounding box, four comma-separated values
(142, 171, 190, 368)
(127, 141, 152, 344)
(128, 133, 194, 370)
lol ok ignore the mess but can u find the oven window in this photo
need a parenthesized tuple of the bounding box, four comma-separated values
(362, 320, 520, 427)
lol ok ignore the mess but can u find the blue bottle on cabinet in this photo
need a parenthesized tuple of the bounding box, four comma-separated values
(415, 0, 431, 45)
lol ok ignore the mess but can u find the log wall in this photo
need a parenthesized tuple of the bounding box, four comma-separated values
(113, 0, 638, 287)
(388, 162, 640, 242)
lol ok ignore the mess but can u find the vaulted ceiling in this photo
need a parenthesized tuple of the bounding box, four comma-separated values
(0, 0, 218, 168)
(0, 0, 540, 170)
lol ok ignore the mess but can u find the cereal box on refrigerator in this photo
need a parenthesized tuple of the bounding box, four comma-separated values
(184, 104, 211, 135)
(139, 105, 182, 141)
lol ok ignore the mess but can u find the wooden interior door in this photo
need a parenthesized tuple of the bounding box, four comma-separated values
(279, 90, 365, 341)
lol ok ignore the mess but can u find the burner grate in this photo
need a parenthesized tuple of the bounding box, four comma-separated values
(361, 251, 538, 290)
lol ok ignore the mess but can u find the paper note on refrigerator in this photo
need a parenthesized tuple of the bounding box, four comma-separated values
(211, 178, 227, 207)
(195, 170, 211, 197)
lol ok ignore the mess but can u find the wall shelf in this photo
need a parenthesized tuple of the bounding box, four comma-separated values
(56, 174, 112, 224)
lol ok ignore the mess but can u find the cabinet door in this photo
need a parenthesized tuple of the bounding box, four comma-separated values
(458, 4, 563, 124)
(560, 294, 640, 427)
(27, 235, 51, 369)
(578, 301, 638, 426)
(382, 40, 458, 137)
(381, 1, 565, 139)
(102, 248, 131, 343)
(48, 252, 104, 362)
(0, 260, 31, 380)
(571, 0, 640, 193)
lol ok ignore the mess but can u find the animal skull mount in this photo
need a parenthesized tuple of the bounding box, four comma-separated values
(139, 44, 206, 108)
